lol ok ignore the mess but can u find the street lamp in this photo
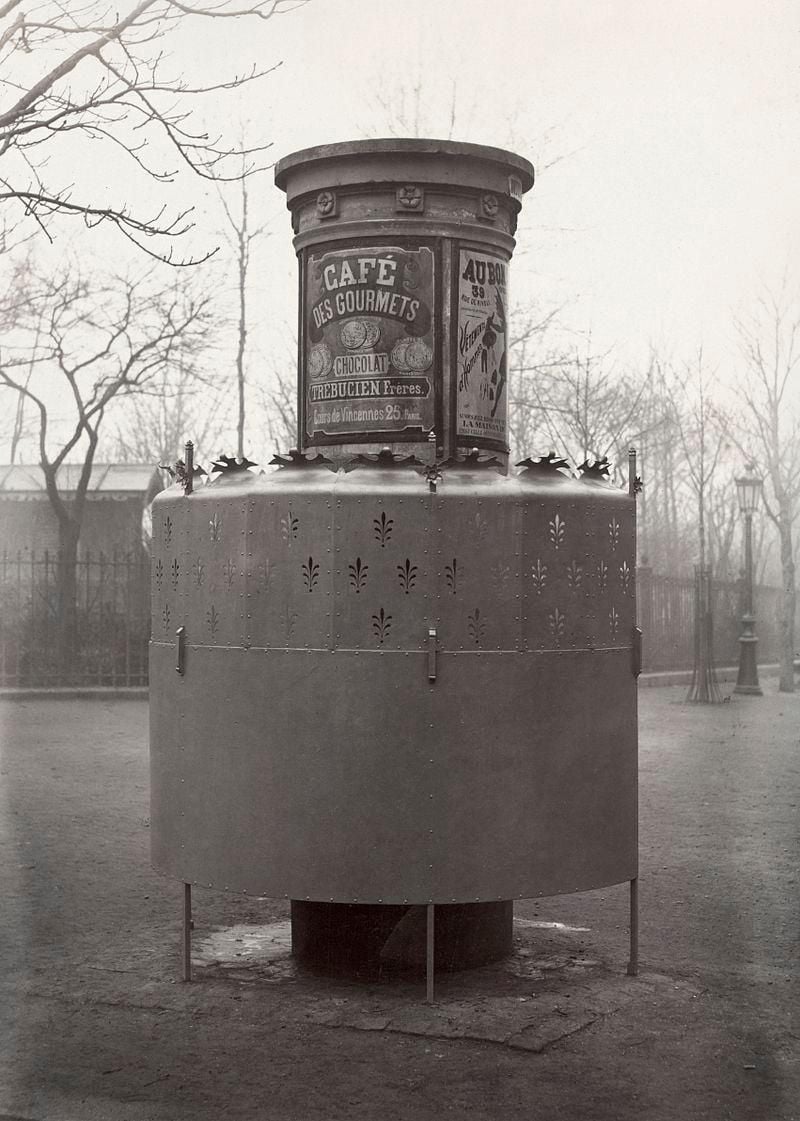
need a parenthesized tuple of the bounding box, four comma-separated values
(734, 462, 763, 695)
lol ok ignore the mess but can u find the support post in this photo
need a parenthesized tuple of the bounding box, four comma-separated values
(183, 882, 192, 982)
(734, 511, 762, 695)
(626, 877, 639, 976)
(184, 440, 194, 495)
(426, 903, 435, 1003)
(628, 446, 637, 497)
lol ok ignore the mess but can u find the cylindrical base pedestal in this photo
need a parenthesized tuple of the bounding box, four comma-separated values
(734, 630, 762, 695)
(291, 900, 513, 978)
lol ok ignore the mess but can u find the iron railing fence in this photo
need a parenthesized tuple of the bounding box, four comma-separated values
(636, 567, 785, 673)
(0, 549, 150, 687)
(0, 552, 791, 685)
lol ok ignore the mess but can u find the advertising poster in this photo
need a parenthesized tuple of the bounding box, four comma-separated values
(304, 246, 435, 441)
(456, 249, 509, 446)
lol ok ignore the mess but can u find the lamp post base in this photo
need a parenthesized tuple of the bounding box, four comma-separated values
(734, 626, 762, 696)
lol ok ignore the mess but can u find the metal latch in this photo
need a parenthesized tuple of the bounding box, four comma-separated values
(632, 626, 642, 678)
(427, 626, 437, 682)
(176, 626, 186, 675)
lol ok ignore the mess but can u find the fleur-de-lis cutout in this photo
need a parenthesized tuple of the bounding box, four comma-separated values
(283, 604, 298, 641)
(222, 558, 237, 589)
(162, 603, 171, 632)
(444, 558, 459, 594)
(609, 518, 620, 551)
(566, 559, 583, 589)
(192, 557, 205, 587)
(473, 512, 489, 541)
(491, 561, 511, 597)
(348, 557, 368, 593)
(373, 511, 394, 547)
(163, 516, 172, 545)
(609, 606, 619, 636)
(170, 558, 180, 589)
(302, 556, 320, 592)
(531, 559, 547, 595)
(467, 608, 487, 645)
(619, 561, 632, 593)
(209, 511, 222, 542)
(372, 607, 392, 644)
(206, 604, 219, 637)
(548, 512, 566, 549)
(397, 557, 418, 594)
(596, 559, 608, 591)
(548, 607, 565, 638)
(281, 508, 299, 544)
(257, 559, 273, 591)
(154, 559, 164, 590)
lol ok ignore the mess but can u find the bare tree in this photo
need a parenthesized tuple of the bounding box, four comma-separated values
(624, 358, 682, 570)
(668, 350, 730, 574)
(218, 171, 269, 457)
(704, 483, 739, 580)
(0, 257, 213, 676)
(733, 280, 800, 692)
(505, 302, 564, 461)
(667, 350, 733, 703)
(253, 340, 297, 453)
(109, 361, 230, 471)
(0, 0, 307, 262)
(511, 334, 652, 482)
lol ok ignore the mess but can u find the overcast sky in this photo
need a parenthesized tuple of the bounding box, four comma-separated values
(6, 0, 800, 457)
(229, 0, 800, 376)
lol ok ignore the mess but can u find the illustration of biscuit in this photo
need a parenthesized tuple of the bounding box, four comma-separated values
(307, 342, 333, 380)
(390, 338, 412, 371)
(404, 339, 433, 371)
(340, 320, 367, 349)
(391, 336, 432, 372)
(362, 320, 381, 348)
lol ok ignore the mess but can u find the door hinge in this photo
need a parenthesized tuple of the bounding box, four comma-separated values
(176, 626, 186, 675)
(427, 626, 437, 682)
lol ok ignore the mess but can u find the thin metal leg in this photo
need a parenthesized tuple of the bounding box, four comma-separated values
(182, 882, 192, 982)
(626, 877, 639, 976)
(425, 903, 435, 1003)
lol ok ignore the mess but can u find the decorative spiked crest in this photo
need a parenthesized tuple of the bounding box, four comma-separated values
(210, 454, 258, 477)
(516, 453, 572, 479)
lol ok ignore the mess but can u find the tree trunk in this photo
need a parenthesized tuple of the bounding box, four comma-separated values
(57, 519, 80, 686)
(777, 508, 796, 693)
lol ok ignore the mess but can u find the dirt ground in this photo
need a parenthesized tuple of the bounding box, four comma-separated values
(0, 685, 798, 1121)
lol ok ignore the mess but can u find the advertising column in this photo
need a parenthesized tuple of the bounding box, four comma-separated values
(456, 248, 509, 450)
(304, 246, 436, 445)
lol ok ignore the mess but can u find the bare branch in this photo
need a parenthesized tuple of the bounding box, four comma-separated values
(0, 0, 304, 261)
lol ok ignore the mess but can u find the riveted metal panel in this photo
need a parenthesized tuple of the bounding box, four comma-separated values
(425, 648, 637, 900)
(149, 641, 187, 872)
(150, 468, 639, 905)
(150, 642, 636, 903)
(150, 645, 437, 901)
(181, 485, 247, 649)
(521, 488, 636, 653)
(333, 486, 432, 652)
(244, 489, 333, 650)
(432, 484, 523, 652)
(522, 496, 589, 651)
(593, 498, 637, 646)
(150, 489, 188, 644)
